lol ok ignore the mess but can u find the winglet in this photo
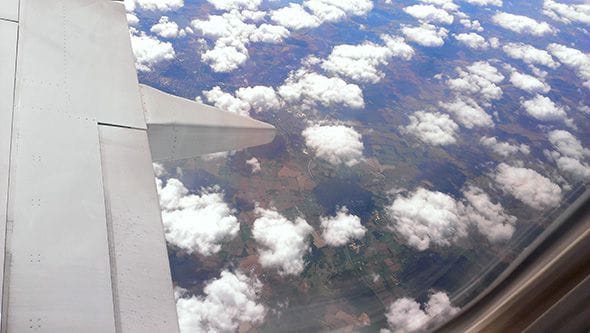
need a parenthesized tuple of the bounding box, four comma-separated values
(139, 84, 276, 161)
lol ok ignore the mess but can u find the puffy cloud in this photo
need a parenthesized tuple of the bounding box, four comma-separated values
(157, 179, 239, 256)
(176, 270, 265, 333)
(305, 0, 374, 22)
(246, 157, 262, 173)
(543, 0, 590, 25)
(439, 96, 494, 128)
(402, 24, 448, 47)
(403, 5, 454, 24)
(502, 43, 560, 69)
(235, 86, 282, 112)
(388, 185, 519, 249)
(494, 163, 562, 210)
(509, 71, 551, 93)
(492, 12, 554, 36)
(302, 124, 364, 166)
(270, 0, 373, 30)
(463, 186, 516, 242)
(203, 86, 251, 116)
(480, 136, 530, 157)
(129, 31, 175, 72)
(447, 61, 504, 101)
(134, 0, 184, 11)
(203, 85, 281, 116)
(252, 207, 313, 275)
(382, 292, 459, 333)
(320, 207, 366, 246)
(270, 4, 321, 30)
(546, 130, 590, 180)
(192, 11, 289, 72)
(462, 0, 502, 6)
(454, 32, 489, 49)
(150, 16, 180, 38)
(278, 69, 364, 109)
(321, 36, 414, 83)
(419, 0, 460, 12)
(403, 111, 459, 146)
(387, 188, 468, 251)
(127, 13, 139, 26)
(521, 94, 572, 125)
(547, 43, 590, 89)
(207, 0, 261, 11)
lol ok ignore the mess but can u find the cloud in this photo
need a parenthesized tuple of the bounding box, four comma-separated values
(480, 136, 530, 157)
(454, 32, 489, 49)
(207, 0, 261, 11)
(320, 207, 367, 246)
(129, 31, 175, 72)
(387, 188, 468, 251)
(302, 124, 364, 166)
(492, 12, 554, 36)
(382, 292, 459, 333)
(463, 186, 516, 242)
(278, 69, 364, 109)
(509, 71, 550, 93)
(521, 94, 572, 126)
(270, 0, 373, 30)
(252, 207, 313, 275)
(439, 96, 494, 128)
(157, 179, 239, 256)
(502, 43, 560, 69)
(447, 61, 505, 101)
(321, 35, 414, 83)
(547, 43, 590, 89)
(543, 0, 590, 25)
(546, 130, 590, 180)
(192, 11, 289, 72)
(462, 0, 502, 6)
(403, 5, 454, 24)
(388, 185, 519, 249)
(270, 4, 321, 29)
(150, 16, 180, 38)
(134, 0, 184, 11)
(419, 0, 460, 12)
(176, 270, 266, 333)
(246, 157, 262, 173)
(403, 111, 459, 146)
(494, 163, 562, 210)
(402, 24, 448, 47)
(202, 85, 281, 116)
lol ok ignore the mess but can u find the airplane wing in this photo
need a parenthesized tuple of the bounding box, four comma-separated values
(0, 1, 275, 332)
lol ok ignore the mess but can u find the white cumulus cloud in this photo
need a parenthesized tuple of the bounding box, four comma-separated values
(203, 85, 281, 116)
(320, 207, 367, 246)
(546, 130, 590, 180)
(494, 163, 562, 210)
(134, 0, 184, 11)
(543, 0, 590, 25)
(454, 32, 489, 49)
(246, 157, 262, 173)
(150, 16, 180, 38)
(462, 0, 502, 6)
(447, 61, 505, 102)
(207, 0, 262, 11)
(302, 124, 364, 166)
(130, 31, 175, 72)
(252, 207, 313, 275)
(278, 69, 365, 109)
(480, 136, 530, 157)
(382, 292, 459, 333)
(503, 43, 560, 69)
(176, 270, 266, 333)
(403, 5, 454, 24)
(463, 186, 516, 242)
(157, 179, 239, 256)
(321, 36, 414, 83)
(509, 71, 551, 93)
(439, 96, 494, 128)
(402, 24, 449, 47)
(492, 12, 555, 36)
(547, 43, 590, 89)
(521, 94, 572, 126)
(403, 111, 459, 146)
